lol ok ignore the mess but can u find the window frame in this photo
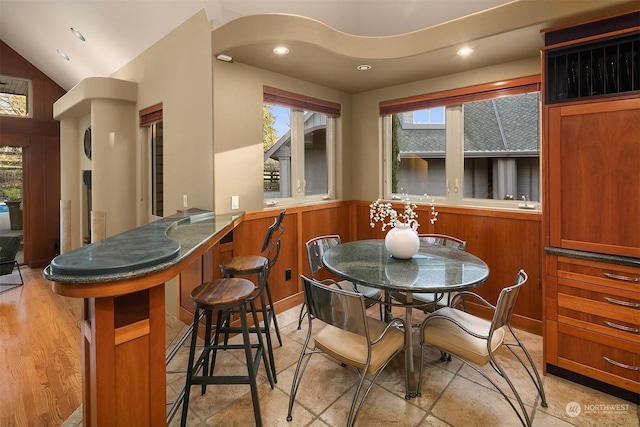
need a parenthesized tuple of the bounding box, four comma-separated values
(263, 87, 340, 206)
(381, 76, 541, 210)
(0, 75, 32, 118)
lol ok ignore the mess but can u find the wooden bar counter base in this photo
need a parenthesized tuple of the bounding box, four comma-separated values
(43, 209, 243, 427)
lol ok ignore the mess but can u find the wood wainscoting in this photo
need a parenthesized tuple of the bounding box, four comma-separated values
(355, 201, 543, 334)
(182, 201, 542, 335)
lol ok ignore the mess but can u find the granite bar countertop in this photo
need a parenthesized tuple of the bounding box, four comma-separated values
(43, 209, 243, 284)
(545, 246, 640, 268)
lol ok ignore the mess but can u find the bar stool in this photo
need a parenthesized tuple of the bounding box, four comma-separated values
(180, 277, 274, 427)
(219, 209, 285, 381)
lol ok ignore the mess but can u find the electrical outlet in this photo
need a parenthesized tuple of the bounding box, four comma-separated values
(231, 195, 239, 210)
(285, 268, 292, 281)
(183, 194, 188, 207)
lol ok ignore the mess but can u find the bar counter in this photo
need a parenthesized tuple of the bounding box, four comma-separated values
(44, 209, 244, 426)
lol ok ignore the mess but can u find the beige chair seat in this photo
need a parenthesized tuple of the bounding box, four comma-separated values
(316, 317, 404, 374)
(422, 307, 505, 366)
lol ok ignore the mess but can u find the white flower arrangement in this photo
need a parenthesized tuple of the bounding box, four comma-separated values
(369, 194, 438, 232)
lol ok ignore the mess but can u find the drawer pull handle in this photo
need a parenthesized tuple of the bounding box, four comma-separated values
(603, 272, 640, 283)
(603, 320, 640, 333)
(603, 296, 640, 308)
(603, 356, 640, 371)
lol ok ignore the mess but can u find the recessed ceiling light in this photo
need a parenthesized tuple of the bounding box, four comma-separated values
(357, 65, 372, 71)
(216, 54, 233, 62)
(457, 47, 474, 56)
(57, 49, 70, 61)
(273, 46, 289, 55)
(70, 27, 85, 41)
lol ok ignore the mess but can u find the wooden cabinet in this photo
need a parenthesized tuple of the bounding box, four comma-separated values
(547, 98, 640, 259)
(545, 256, 640, 393)
(542, 10, 640, 401)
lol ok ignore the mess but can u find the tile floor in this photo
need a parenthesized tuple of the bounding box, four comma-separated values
(63, 304, 639, 427)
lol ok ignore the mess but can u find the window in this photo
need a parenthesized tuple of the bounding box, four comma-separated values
(263, 87, 340, 204)
(0, 76, 31, 117)
(462, 92, 540, 201)
(381, 76, 540, 206)
(140, 103, 163, 217)
(412, 107, 445, 125)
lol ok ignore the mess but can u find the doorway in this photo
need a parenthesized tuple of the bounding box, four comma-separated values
(0, 145, 23, 264)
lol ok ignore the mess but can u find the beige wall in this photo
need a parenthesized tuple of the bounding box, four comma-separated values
(91, 98, 137, 236)
(108, 10, 212, 315)
(110, 10, 214, 221)
(211, 59, 352, 213)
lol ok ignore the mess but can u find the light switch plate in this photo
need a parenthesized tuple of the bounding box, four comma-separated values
(231, 195, 239, 210)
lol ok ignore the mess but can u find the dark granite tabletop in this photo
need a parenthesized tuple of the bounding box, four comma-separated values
(322, 239, 490, 293)
(43, 209, 243, 283)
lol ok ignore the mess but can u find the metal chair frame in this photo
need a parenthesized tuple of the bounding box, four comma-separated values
(297, 234, 383, 329)
(0, 235, 23, 289)
(418, 269, 547, 426)
(219, 216, 283, 382)
(288, 276, 406, 427)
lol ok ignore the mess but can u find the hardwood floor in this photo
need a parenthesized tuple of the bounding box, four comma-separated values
(0, 267, 82, 427)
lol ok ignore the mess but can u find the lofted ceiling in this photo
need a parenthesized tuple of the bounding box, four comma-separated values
(0, 0, 637, 94)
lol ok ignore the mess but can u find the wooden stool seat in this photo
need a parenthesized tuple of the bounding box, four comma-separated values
(181, 277, 274, 427)
(220, 255, 267, 275)
(191, 277, 255, 309)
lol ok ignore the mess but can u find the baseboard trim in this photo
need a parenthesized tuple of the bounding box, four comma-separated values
(546, 364, 640, 404)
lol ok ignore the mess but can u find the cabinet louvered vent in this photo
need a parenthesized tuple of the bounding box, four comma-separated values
(546, 32, 639, 104)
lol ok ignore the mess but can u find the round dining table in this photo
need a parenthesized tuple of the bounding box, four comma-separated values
(322, 239, 490, 398)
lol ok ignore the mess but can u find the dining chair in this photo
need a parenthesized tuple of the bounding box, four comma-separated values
(391, 234, 466, 311)
(297, 234, 383, 329)
(417, 269, 547, 427)
(0, 235, 23, 287)
(287, 276, 406, 427)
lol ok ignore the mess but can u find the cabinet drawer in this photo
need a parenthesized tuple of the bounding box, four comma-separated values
(556, 257, 640, 341)
(557, 282, 640, 335)
(557, 256, 640, 292)
(558, 303, 639, 343)
(556, 324, 639, 392)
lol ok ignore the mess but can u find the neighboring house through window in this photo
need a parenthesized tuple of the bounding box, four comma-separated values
(263, 87, 339, 205)
(381, 76, 541, 206)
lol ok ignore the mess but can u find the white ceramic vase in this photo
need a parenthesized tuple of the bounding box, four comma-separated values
(384, 219, 420, 259)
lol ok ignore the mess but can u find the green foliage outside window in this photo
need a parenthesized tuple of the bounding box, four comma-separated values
(391, 115, 399, 193)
